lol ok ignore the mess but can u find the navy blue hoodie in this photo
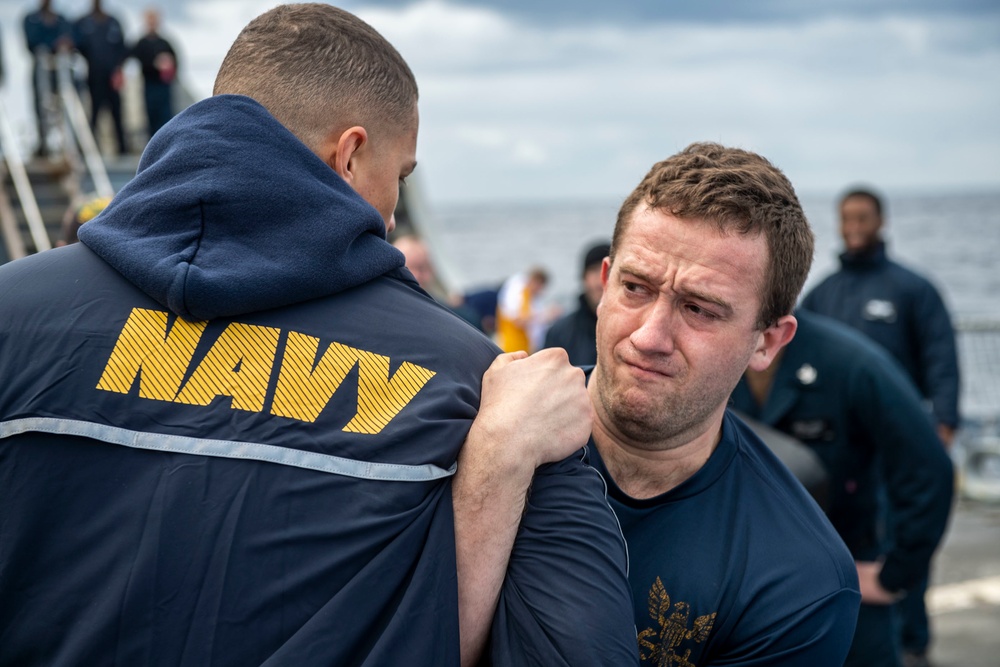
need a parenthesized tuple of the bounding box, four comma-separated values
(0, 96, 637, 666)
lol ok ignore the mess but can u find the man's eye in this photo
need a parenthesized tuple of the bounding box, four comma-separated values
(686, 303, 716, 319)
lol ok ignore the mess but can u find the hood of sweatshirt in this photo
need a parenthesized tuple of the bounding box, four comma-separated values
(79, 95, 404, 321)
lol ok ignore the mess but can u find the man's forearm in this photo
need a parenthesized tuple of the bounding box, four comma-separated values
(451, 349, 594, 666)
(454, 434, 535, 667)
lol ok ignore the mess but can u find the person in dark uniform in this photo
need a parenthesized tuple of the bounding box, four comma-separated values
(129, 7, 177, 140)
(22, 0, 73, 157)
(581, 143, 861, 666)
(802, 187, 960, 446)
(543, 241, 609, 366)
(72, 0, 129, 154)
(731, 309, 954, 667)
(801, 187, 960, 666)
(0, 5, 638, 666)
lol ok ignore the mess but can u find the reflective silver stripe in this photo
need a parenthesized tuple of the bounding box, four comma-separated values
(0, 417, 456, 482)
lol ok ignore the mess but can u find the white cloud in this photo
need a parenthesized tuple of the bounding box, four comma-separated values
(511, 139, 547, 164)
(381, 7, 1000, 202)
(170, 0, 279, 99)
(2, 1, 997, 204)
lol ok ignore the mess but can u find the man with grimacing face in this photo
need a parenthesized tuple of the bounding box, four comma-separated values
(584, 142, 860, 666)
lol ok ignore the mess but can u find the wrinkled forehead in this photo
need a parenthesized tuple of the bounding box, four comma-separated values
(618, 205, 769, 285)
(618, 202, 767, 254)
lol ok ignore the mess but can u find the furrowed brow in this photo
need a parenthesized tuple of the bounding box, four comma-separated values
(620, 263, 734, 316)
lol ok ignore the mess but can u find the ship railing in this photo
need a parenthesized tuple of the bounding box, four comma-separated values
(954, 317, 1000, 501)
(0, 98, 49, 256)
(55, 50, 114, 200)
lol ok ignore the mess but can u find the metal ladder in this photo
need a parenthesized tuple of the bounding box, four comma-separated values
(0, 49, 114, 262)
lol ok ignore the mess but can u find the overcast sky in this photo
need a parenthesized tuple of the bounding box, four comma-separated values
(1, 0, 998, 204)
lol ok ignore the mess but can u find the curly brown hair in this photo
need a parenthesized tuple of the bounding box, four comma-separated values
(612, 142, 814, 329)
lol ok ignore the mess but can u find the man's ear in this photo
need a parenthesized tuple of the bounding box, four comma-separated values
(748, 314, 797, 372)
(317, 126, 368, 184)
(596, 257, 612, 316)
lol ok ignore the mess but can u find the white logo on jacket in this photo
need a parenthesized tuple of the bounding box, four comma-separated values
(862, 299, 897, 323)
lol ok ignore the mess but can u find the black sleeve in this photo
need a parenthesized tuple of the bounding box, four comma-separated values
(850, 348, 954, 592)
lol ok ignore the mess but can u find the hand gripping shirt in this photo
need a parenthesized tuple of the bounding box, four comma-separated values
(0, 95, 637, 667)
(585, 411, 860, 667)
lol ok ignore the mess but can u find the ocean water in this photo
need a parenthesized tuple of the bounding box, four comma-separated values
(428, 190, 1000, 418)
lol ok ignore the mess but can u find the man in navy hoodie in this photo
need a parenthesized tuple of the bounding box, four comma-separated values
(0, 5, 636, 666)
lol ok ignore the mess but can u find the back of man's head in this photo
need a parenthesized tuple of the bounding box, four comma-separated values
(213, 3, 418, 153)
(612, 142, 814, 329)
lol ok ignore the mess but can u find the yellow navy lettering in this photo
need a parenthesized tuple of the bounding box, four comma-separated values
(97, 308, 437, 434)
(344, 348, 437, 435)
(174, 322, 281, 412)
(97, 308, 207, 400)
(272, 332, 357, 423)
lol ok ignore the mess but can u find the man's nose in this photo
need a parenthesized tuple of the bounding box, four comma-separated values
(629, 299, 676, 355)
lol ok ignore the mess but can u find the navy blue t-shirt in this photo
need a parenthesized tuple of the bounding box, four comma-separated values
(585, 411, 860, 666)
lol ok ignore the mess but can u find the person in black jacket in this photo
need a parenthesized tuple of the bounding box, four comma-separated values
(543, 241, 609, 366)
(129, 7, 177, 140)
(801, 186, 960, 666)
(801, 188, 960, 446)
(22, 0, 73, 157)
(72, 0, 129, 154)
(731, 309, 954, 667)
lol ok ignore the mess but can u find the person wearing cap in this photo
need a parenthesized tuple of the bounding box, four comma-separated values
(543, 241, 610, 366)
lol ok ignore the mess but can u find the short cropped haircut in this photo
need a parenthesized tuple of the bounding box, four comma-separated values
(839, 187, 884, 218)
(214, 3, 418, 152)
(612, 142, 814, 329)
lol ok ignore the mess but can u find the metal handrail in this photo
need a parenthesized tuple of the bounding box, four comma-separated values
(956, 318, 1000, 333)
(56, 52, 114, 199)
(0, 99, 52, 254)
